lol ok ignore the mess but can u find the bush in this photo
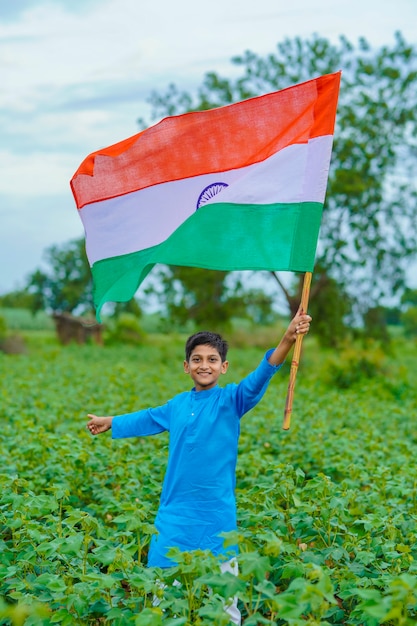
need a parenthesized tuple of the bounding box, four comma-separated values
(0, 315, 27, 354)
(229, 321, 287, 350)
(105, 313, 145, 345)
(0, 334, 27, 354)
(401, 306, 417, 336)
(323, 343, 387, 389)
(0, 315, 6, 342)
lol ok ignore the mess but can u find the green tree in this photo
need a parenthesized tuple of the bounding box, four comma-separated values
(141, 32, 417, 340)
(401, 307, 417, 336)
(303, 265, 353, 347)
(26, 238, 94, 314)
(0, 315, 6, 342)
(150, 266, 274, 330)
(400, 287, 417, 335)
(0, 289, 37, 309)
(401, 288, 417, 308)
(113, 298, 142, 318)
(363, 306, 391, 344)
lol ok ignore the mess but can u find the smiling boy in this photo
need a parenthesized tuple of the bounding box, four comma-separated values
(184, 330, 229, 391)
(87, 308, 311, 621)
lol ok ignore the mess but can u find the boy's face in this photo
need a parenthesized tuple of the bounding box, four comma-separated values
(184, 344, 228, 391)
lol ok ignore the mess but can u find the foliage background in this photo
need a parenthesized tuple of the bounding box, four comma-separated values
(1, 326, 417, 624)
(142, 32, 417, 329)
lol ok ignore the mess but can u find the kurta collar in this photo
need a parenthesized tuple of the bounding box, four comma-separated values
(190, 385, 220, 399)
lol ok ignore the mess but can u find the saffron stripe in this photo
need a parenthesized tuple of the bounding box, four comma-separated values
(71, 72, 341, 208)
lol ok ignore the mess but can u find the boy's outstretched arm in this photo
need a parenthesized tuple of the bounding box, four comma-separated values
(268, 307, 312, 367)
(87, 414, 113, 435)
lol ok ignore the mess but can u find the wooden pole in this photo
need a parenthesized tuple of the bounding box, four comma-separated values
(283, 271, 312, 430)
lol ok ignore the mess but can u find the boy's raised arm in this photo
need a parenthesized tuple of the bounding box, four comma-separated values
(268, 307, 311, 367)
(87, 414, 113, 435)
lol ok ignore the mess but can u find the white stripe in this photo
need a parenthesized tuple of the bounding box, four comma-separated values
(80, 135, 333, 265)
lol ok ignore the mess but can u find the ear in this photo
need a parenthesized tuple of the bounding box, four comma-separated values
(221, 360, 229, 374)
(184, 360, 190, 374)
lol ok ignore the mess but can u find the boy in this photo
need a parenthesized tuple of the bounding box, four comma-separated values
(87, 308, 311, 623)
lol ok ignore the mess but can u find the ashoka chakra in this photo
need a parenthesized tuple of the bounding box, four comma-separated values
(196, 182, 229, 209)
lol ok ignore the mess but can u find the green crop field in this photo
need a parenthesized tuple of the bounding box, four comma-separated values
(1, 332, 417, 625)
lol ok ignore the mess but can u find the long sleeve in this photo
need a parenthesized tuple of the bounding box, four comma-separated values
(233, 349, 282, 417)
(112, 402, 171, 439)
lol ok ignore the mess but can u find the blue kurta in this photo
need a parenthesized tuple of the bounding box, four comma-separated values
(112, 349, 281, 567)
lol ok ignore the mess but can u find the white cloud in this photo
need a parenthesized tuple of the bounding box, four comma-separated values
(4, 0, 413, 111)
(0, 150, 75, 195)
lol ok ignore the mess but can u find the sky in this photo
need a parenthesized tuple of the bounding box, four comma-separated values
(1, 0, 416, 296)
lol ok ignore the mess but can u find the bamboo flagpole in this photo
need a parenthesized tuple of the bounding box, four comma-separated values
(283, 271, 312, 430)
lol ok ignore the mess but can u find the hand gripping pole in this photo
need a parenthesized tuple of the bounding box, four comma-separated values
(283, 272, 312, 430)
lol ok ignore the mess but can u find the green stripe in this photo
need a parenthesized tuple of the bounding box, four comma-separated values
(92, 201, 323, 319)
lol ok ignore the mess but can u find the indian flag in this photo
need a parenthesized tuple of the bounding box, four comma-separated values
(71, 72, 341, 319)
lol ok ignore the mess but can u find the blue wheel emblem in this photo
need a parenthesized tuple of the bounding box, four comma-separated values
(196, 182, 228, 210)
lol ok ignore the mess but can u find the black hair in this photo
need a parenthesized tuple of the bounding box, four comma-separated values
(185, 331, 228, 362)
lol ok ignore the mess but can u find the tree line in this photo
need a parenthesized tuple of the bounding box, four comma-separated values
(2, 32, 417, 345)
